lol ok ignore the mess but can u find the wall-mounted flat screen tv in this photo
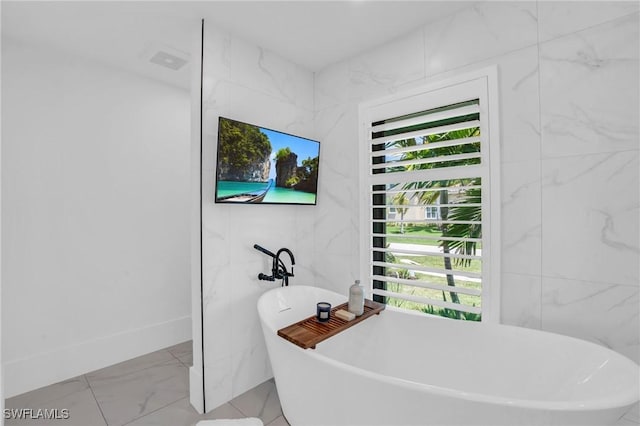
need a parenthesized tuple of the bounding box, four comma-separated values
(215, 117, 320, 205)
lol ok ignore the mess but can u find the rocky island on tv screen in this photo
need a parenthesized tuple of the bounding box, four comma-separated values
(214, 117, 320, 205)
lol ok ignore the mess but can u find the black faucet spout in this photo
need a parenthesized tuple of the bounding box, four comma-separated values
(276, 248, 295, 266)
(275, 248, 295, 286)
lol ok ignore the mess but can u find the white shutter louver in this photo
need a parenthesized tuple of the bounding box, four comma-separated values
(360, 74, 498, 321)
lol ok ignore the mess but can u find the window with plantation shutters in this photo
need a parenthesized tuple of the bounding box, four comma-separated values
(358, 69, 500, 323)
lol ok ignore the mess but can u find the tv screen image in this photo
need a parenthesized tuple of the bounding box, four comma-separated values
(215, 117, 320, 205)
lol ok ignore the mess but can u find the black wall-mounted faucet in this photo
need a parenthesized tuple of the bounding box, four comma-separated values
(254, 244, 295, 286)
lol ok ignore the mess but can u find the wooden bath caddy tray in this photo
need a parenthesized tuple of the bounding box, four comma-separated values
(277, 299, 385, 349)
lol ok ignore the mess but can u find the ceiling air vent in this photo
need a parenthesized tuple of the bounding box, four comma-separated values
(140, 42, 189, 71)
(149, 51, 188, 70)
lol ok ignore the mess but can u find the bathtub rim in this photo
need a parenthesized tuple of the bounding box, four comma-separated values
(258, 285, 640, 413)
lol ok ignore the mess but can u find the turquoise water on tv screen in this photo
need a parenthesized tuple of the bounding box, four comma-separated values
(216, 181, 317, 204)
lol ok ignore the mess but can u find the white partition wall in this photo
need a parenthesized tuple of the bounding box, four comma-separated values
(194, 21, 316, 411)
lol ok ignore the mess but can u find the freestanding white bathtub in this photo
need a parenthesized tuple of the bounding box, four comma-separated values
(258, 285, 639, 426)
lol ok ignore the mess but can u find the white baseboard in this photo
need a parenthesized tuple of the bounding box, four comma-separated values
(3, 315, 191, 398)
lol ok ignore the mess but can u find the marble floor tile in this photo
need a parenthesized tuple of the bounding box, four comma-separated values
(615, 417, 639, 426)
(626, 402, 640, 423)
(177, 352, 193, 368)
(228, 379, 282, 426)
(87, 359, 189, 426)
(6, 376, 90, 409)
(122, 398, 200, 426)
(3, 342, 288, 426)
(198, 401, 246, 424)
(167, 341, 194, 368)
(124, 398, 244, 426)
(166, 341, 193, 359)
(5, 376, 106, 426)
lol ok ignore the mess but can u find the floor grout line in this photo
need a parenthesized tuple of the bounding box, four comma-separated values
(166, 348, 193, 369)
(167, 349, 184, 366)
(228, 400, 249, 418)
(84, 373, 109, 426)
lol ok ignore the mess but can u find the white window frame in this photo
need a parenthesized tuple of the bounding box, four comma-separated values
(358, 66, 501, 323)
(424, 206, 440, 220)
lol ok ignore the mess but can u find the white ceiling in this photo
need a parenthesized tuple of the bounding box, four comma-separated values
(2, 1, 477, 89)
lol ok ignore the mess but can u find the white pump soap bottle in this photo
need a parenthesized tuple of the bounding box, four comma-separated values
(348, 280, 364, 316)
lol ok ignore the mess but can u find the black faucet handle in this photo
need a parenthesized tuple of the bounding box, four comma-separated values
(254, 244, 276, 258)
(258, 273, 275, 281)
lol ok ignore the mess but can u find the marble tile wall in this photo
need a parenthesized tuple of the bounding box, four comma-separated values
(197, 0, 639, 414)
(198, 24, 316, 411)
(538, 9, 639, 363)
(314, 1, 639, 363)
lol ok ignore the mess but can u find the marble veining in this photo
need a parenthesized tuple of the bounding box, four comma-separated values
(425, 2, 538, 77)
(502, 177, 539, 207)
(501, 160, 542, 276)
(541, 151, 639, 286)
(544, 151, 635, 186)
(501, 273, 542, 329)
(597, 208, 640, 254)
(348, 28, 424, 100)
(316, 67, 350, 112)
(541, 278, 639, 361)
(314, 107, 347, 142)
(504, 224, 541, 253)
(538, 2, 640, 42)
(543, 104, 637, 148)
(228, 36, 313, 109)
(257, 48, 296, 106)
(540, 13, 639, 158)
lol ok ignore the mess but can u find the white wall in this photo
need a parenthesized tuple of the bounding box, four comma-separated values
(314, 1, 639, 363)
(1, 36, 192, 397)
(197, 24, 315, 411)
